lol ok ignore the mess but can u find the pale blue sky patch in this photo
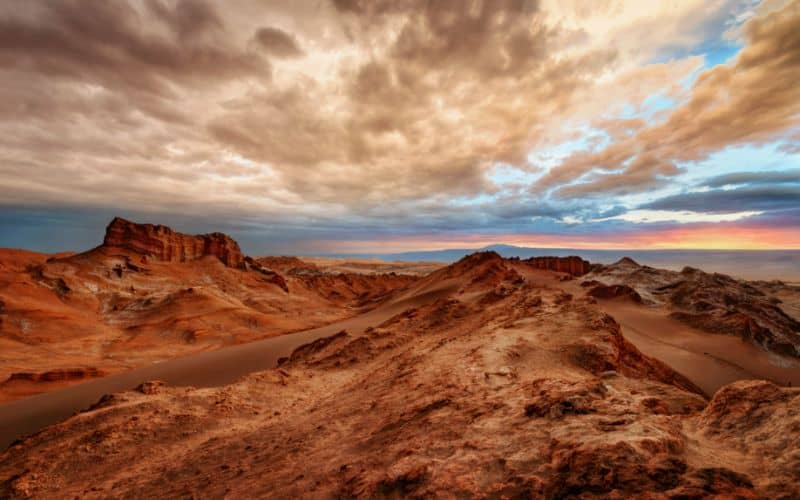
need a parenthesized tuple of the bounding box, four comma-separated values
(702, 42, 743, 68)
(486, 163, 541, 187)
(526, 126, 610, 170)
(680, 142, 800, 185)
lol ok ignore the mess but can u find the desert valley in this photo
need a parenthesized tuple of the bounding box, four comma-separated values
(1, 218, 799, 498)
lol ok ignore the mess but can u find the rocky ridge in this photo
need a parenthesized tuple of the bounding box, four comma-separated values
(102, 217, 244, 267)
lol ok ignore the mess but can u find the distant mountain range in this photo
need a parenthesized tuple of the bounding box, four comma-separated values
(323, 244, 800, 282)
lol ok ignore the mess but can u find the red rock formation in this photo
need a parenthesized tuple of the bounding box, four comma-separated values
(102, 217, 244, 267)
(569, 313, 705, 396)
(524, 256, 592, 276)
(588, 258, 800, 358)
(446, 251, 505, 276)
(135, 380, 165, 395)
(241, 257, 289, 292)
(260, 271, 289, 293)
(294, 271, 418, 305)
(255, 256, 318, 273)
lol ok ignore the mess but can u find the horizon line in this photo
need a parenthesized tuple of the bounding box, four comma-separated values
(312, 245, 800, 257)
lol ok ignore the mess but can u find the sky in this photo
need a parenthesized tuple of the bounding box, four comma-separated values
(0, 0, 798, 255)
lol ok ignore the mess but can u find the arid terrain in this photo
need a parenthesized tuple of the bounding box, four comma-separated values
(2, 0, 799, 497)
(1, 220, 800, 498)
(0, 218, 428, 402)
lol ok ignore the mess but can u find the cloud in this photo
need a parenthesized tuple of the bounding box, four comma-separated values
(0, 0, 795, 253)
(146, 0, 224, 42)
(209, 0, 622, 207)
(253, 27, 304, 58)
(0, 0, 268, 96)
(537, 1, 800, 198)
(600, 209, 762, 224)
(643, 186, 800, 213)
(552, 154, 681, 198)
(702, 169, 800, 187)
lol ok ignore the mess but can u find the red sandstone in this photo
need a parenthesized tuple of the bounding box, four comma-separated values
(524, 255, 592, 276)
(102, 217, 244, 267)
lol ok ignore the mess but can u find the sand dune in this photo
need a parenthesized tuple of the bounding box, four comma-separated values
(599, 301, 800, 395)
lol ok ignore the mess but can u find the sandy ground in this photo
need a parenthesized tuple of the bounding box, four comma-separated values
(598, 300, 800, 395)
(301, 257, 445, 276)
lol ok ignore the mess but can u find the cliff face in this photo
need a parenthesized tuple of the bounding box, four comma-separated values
(524, 256, 592, 276)
(102, 217, 244, 267)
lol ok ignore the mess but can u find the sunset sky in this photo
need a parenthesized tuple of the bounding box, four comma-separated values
(0, 0, 798, 254)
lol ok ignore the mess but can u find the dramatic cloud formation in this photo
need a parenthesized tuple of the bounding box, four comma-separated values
(0, 0, 798, 253)
(536, 0, 800, 198)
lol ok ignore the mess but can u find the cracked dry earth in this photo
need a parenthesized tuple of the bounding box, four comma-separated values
(1, 253, 799, 498)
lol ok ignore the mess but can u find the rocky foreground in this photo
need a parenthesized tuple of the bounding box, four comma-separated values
(1, 252, 798, 498)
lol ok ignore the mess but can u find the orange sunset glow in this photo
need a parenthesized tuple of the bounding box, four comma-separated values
(314, 224, 800, 254)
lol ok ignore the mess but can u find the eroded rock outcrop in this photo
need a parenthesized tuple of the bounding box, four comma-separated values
(295, 270, 418, 305)
(255, 256, 318, 273)
(241, 257, 289, 292)
(693, 380, 800, 496)
(524, 256, 592, 276)
(102, 217, 244, 267)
